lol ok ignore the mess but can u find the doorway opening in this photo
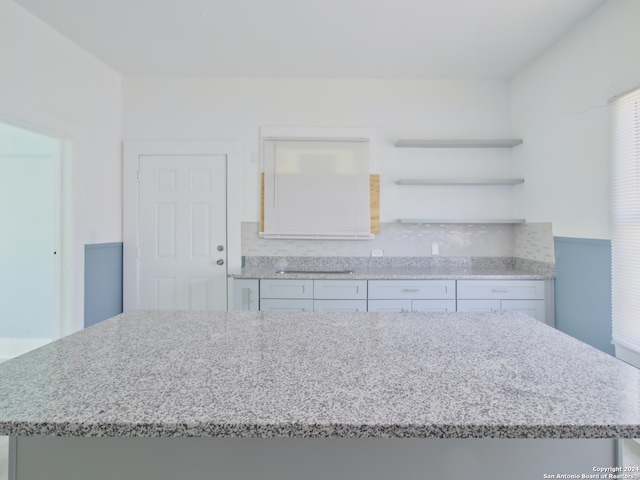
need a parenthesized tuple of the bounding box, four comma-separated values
(0, 121, 70, 359)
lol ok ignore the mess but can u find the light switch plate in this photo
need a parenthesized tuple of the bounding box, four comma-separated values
(371, 249, 384, 257)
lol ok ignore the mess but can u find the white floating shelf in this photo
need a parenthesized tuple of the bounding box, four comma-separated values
(396, 178, 524, 185)
(395, 139, 523, 148)
(397, 219, 526, 224)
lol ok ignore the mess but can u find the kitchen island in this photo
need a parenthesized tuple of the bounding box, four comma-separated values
(1, 310, 639, 479)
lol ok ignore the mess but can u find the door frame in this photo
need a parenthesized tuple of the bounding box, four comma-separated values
(123, 141, 242, 311)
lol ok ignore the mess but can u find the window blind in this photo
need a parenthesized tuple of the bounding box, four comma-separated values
(611, 87, 640, 355)
(261, 139, 371, 239)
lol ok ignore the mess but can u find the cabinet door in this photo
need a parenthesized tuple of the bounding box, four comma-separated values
(260, 279, 313, 299)
(501, 300, 546, 323)
(456, 299, 501, 313)
(314, 280, 367, 299)
(259, 299, 313, 312)
(313, 299, 367, 312)
(411, 299, 456, 312)
(368, 299, 412, 312)
(456, 280, 544, 300)
(233, 279, 259, 311)
(368, 280, 455, 300)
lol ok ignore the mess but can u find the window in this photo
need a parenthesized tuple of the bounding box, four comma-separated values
(611, 86, 640, 365)
(260, 138, 372, 239)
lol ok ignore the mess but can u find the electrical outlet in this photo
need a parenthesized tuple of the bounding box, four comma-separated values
(431, 243, 439, 256)
(371, 249, 384, 257)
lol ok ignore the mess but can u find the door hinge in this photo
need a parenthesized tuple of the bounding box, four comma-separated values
(136, 170, 140, 182)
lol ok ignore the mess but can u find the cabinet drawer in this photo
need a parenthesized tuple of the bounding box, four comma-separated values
(260, 279, 313, 299)
(412, 299, 456, 312)
(502, 299, 546, 323)
(368, 280, 455, 300)
(313, 299, 367, 312)
(456, 280, 544, 300)
(368, 299, 412, 312)
(314, 280, 367, 299)
(259, 299, 313, 311)
(457, 299, 501, 313)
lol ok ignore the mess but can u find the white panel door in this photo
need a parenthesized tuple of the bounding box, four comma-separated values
(138, 155, 227, 310)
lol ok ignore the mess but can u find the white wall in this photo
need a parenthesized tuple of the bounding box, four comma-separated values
(510, 0, 640, 240)
(123, 77, 513, 234)
(0, 0, 123, 333)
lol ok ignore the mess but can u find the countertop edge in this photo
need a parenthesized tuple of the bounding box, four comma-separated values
(2, 422, 638, 439)
(228, 272, 553, 280)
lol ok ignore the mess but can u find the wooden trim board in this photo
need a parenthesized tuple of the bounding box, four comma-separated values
(370, 174, 380, 234)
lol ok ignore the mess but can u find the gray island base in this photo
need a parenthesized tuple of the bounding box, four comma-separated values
(1, 311, 639, 480)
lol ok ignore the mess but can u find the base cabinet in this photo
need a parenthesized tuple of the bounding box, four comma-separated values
(456, 280, 547, 323)
(233, 278, 550, 322)
(258, 279, 314, 312)
(260, 299, 314, 312)
(233, 279, 259, 311)
(367, 299, 456, 313)
(313, 299, 368, 312)
(368, 280, 456, 312)
(255, 279, 368, 312)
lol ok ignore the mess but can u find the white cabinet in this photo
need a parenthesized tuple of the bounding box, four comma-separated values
(259, 279, 314, 312)
(233, 279, 259, 311)
(456, 280, 546, 323)
(260, 298, 314, 311)
(258, 279, 367, 312)
(313, 280, 367, 312)
(368, 280, 456, 312)
(237, 278, 551, 321)
(501, 299, 547, 321)
(367, 299, 413, 312)
(313, 299, 368, 312)
(260, 279, 313, 299)
(314, 280, 367, 299)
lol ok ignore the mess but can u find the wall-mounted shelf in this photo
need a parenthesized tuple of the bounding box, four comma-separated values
(396, 178, 524, 186)
(393, 137, 525, 225)
(395, 139, 523, 148)
(397, 219, 526, 224)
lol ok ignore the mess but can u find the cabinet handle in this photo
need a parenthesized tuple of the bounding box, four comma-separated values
(401, 288, 420, 292)
(491, 289, 508, 293)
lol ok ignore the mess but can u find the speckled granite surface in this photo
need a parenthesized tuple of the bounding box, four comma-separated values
(230, 256, 554, 280)
(1, 310, 637, 439)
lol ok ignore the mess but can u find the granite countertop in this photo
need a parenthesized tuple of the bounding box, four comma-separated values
(230, 265, 551, 280)
(1, 310, 638, 439)
(229, 256, 555, 280)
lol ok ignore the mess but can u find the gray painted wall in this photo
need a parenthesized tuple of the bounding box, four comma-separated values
(84, 243, 123, 328)
(554, 237, 613, 356)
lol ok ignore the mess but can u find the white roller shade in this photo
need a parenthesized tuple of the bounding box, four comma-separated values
(611, 87, 640, 355)
(262, 139, 371, 239)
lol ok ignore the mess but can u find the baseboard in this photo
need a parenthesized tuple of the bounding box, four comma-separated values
(615, 343, 640, 369)
(0, 337, 52, 359)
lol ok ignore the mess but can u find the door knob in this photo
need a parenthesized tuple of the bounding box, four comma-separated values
(217, 245, 224, 251)
(216, 259, 225, 265)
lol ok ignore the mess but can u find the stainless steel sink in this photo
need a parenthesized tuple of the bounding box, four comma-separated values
(275, 269, 354, 274)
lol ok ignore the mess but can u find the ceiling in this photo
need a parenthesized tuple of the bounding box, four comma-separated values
(14, 0, 607, 79)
